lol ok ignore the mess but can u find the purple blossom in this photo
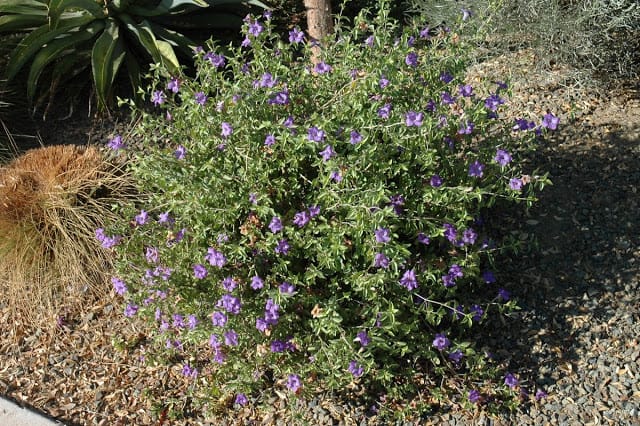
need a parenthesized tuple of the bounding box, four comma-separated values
(289, 27, 304, 43)
(458, 121, 474, 135)
(269, 216, 283, 233)
(504, 373, 519, 389)
(461, 7, 472, 20)
(374, 252, 389, 268)
(257, 73, 277, 88)
(407, 36, 415, 47)
(193, 264, 208, 279)
(482, 270, 496, 284)
(249, 192, 258, 204)
(314, 62, 333, 74)
(348, 361, 364, 377)
(440, 91, 456, 105)
(355, 330, 370, 347)
(330, 170, 342, 182)
(283, 115, 294, 128)
(217, 293, 241, 314)
(264, 134, 276, 146)
(379, 75, 389, 89)
(205, 248, 227, 267)
(350, 130, 362, 144)
(485, 93, 504, 111)
(443, 223, 457, 243)
(462, 228, 477, 245)
(268, 89, 290, 105)
(145, 246, 159, 263)
(374, 228, 391, 243)
(432, 333, 450, 350)
(264, 299, 280, 325)
(286, 374, 301, 392)
(275, 239, 290, 255)
(158, 212, 173, 226)
(204, 52, 225, 68)
(251, 275, 264, 290)
(107, 135, 126, 150)
(124, 303, 138, 318)
(498, 288, 511, 301)
(187, 314, 198, 329)
(419, 26, 430, 38)
(470, 304, 484, 321)
(174, 145, 186, 160)
(405, 52, 418, 67)
(112, 277, 127, 295)
(308, 126, 326, 142)
(509, 177, 523, 191)
(449, 264, 463, 279)
(405, 111, 424, 127)
(399, 269, 418, 290)
(182, 364, 198, 378)
(458, 84, 474, 97)
(151, 90, 166, 106)
(535, 389, 548, 401)
(135, 210, 149, 226)
(224, 329, 239, 346)
(542, 112, 559, 130)
(468, 160, 484, 177)
(417, 232, 430, 245)
(195, 91, 207, 105)
(256, 318, 268, 332)
(448, 349, 464, 363)
(235, 393, 248, 406)
(279, 281, 295, 294)
(222, 276, 238, 291)
(320, 145, 336, 161)
(365, 35, 374, 47)
(248, 21, 263, 37)
(377, 103, 392, 119)
(172, 314, 185, 329)
(430, 174, 443, 187)
(308, 205, 321, 217)
(221, 122, 233, 138)
(167, 78, 180, 93)
(513, 118, 535, 131)
(495, 149, 512, 166)
(468, 389, 480, 403)
(442, 274, 456, 288)
(440, 71, 454, 83)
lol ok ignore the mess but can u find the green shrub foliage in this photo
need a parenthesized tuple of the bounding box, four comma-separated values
(105, 5, 554, 417)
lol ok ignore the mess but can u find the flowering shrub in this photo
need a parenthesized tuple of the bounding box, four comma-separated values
(107, 5, 554, 419)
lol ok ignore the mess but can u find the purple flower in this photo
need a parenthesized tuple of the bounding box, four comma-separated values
(377, 103, 392, 119)
(468, 389, 480, 403)
(158, 212, 173, 226)
(221, 122, 233, 138)
(443, 223, 457, 243)
(498, 288, 511, 301)
(350, 130, 362, 144)
(264, 299, 280, 325)
(195, 91, 207, 105)
(458, 121, 474, 135)
(182, 364, 198, 378)
(205, 52, 225, 68)
(308, 126, 325, 142)
(172, 313, 185, 329)
(438, 115, 448, 128)
(461, 8, 472, 20)
(174, 145, 186, 160)
(308, 205, 320, 217)
(248, 21, 263, 37)
(405, 111, 424, 127)
(235, 393, 248, 406)
(124, 303, 138, 318)
(283, 115, 294, 128)
(279, 281, 295, 294)
(482, 270, 496, 284)
(365, 35, 374, 47)
(468, 161, 484, 178)
(542, 112, 559, 130)
(286, 374, 301, 392)
(269, 89, 290, 105)
(251, 275, 264, 290)
(275, 239, 290, 255)
(485, 93, 504, 111)
(167, 78, 180, 93)
(399, 269, 418, 290)
(205, 248, 227, 267)
(405, 52, 418, 67)
(374, 228, 391, 243)
(193, 264, 208, 279)
(264, 134, 276, 146)
(513, 118, 535, 131)
(348, 361, 364, 377)
(224, 329, 238, 346)
(187, 314, 198, 329)
(289, 27, 304, 43)
(448, 349, 464, 363)
(217, 294, 241, 314)
(430, 174, 443, 187)
(470, 304, 484, 321)
(107, 135, 126, 150)
(314, 62, 332, 74)
(442, 274, 456, 288)
(462, 228, 477, 245)
(494, 149, 512, 166)
(509, 177, 523, 191)
(417, 232, 430, 245)
(135, 210, 149, 226)
(222, 276, 237, 291)
(504, 373, 519, 389)
(257, 72, 277, 88)
(151, 90, 166, 106)
(256, 318, 268, 332)
(419, 26, 430, 38)
(407, 36, 415, 47)
(330, 170, 342, 182)
(217, 233, 229, 244)
(440, 71, 454, 83)
(535, 389, 548, 401)
(269, 216, 283, 233)
(432, 333, 450, 350)
(458, 84, 474, 97)
(441, 91, 456, 105)
(449, 264, 463, 279)
(355, 330, 370, 347)
(374, 252, 389, 268)
(379, 75, 389, 88)
(145, 246, 159, 263)
(112, 277, 127, 295)
(319, 145, 336, 161)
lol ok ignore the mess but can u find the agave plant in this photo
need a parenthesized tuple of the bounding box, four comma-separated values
(0, 0, 267, 110)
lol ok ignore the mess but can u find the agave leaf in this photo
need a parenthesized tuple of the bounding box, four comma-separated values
(6, 15, 95, 80)
(0, 0, 47, 15)
(122, 17, 179, 73)
(147, 22, 196, 56)
(27, 21, 105, 100)
(203, 0, 268, 8)
(123, 45, 142, 101)
(0, 14, 48, 33)
(128, 0, 208, 16)
(48, 0, 106, 28)
(156, 40, 180, 71)
(91, 18, 125, 109)
(49, 50, 91, 92)
(153, 11, 243, 30)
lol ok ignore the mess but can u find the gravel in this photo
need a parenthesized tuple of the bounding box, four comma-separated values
(1, 48, 639, 425)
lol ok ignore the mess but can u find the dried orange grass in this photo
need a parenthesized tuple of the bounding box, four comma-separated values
(0, 145, 136, 330)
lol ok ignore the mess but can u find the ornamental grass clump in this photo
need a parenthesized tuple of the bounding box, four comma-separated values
(109, 4, 554, 418)
(0, 145, 136, 329)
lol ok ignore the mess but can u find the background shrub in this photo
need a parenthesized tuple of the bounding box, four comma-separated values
(107, 4, 554, 418)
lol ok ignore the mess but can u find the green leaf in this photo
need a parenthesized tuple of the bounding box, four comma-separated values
(0, 14, 48, 33)
(5, 15, 94, 80)
(128, 0, 208, 16)
(122, 17, 178, 73)
(26, 21, 104, 100)
(147, 22, 196, 56)
(0, 0, 47, 15)
(156, 40, 180, 71)
(91, 18, 125, 109)
(48, 0, 105, 28)
(153, 11, 243, 30)
(123, 46, 142, 102)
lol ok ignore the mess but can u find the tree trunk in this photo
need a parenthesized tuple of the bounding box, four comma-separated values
(304, 0, 333, 65)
